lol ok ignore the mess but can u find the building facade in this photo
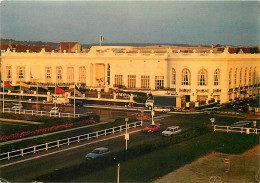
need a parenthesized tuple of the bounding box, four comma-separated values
(1, 45, 259, 103)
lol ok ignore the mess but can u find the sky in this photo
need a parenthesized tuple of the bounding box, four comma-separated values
(0, 1, 259, 46)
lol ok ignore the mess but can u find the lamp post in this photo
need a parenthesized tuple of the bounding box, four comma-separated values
(210, 118, 215, 126)
(125, 117, 129, 150)
(140, 109, 144, 126)
(151, 106, 155, 125)
(117, 163, 120, 183)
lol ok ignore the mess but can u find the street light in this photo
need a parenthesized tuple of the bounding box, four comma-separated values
(210, 118, 215, 126)
(140, 109, 144, 126)
(125, 117, 129, 150)
(151, 106, 155, 125)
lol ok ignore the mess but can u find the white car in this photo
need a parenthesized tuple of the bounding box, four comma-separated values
(11, 103, 23, 110)
(162, 126, 182, 137)
(50, 107, 59, 114)
(154, 107, 171, 113)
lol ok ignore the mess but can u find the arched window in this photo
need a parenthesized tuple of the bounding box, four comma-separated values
(234, 68, 237, 86)
(249, 67, 252, 85)
(182, 69, 191, 85)
(171, 68, 176, 85)
(253, 67, 256, 84)
(239, 68, 243, 85)
(229, 68, 232, 86)
(244, 67, 248, 85)
(214, 69, 220, 86)
(198, 69, 208, 86)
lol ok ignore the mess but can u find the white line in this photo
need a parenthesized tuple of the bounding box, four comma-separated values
(0, 129, 142, 168)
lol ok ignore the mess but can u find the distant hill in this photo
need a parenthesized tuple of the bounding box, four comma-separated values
(1, 39, 60, 49)
(1, 38, 192, 49)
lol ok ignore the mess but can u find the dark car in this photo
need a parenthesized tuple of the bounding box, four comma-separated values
(85, 147, 110, 160)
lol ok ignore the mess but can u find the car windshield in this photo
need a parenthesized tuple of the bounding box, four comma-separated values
(92, 150, 101, 154)
(148, 125, 156, 128)
(165, 128, 172, 131)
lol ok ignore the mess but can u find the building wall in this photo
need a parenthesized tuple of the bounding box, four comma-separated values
(1, 46, 259, 103)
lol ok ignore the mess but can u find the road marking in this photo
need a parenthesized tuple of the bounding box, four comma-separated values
(0, 129, 142, 168)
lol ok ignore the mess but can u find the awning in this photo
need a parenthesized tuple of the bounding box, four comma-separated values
(31, 68, 42, 79)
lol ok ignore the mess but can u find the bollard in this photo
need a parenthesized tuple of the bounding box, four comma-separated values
(105, 129, 106, 136)
(68, 138, 70, 145)
(34, 146, 36, 153)
(87, 134, 89, 140)
(46, 143, 48, 150)
(7, 152, 10, 160)
(113, 128, 115, 134)
(96, 132, 98, 138)
(57, 140, 59, 147)
(21, 149, 23, 156)
(78, 136, 80, 142)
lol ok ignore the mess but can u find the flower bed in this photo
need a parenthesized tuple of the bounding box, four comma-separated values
(0, 119, 96, 141)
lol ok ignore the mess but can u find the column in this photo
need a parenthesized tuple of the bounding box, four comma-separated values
(104, 64, 107, 85)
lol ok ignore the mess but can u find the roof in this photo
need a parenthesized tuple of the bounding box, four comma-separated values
(58, 42, 81, 52)
(10, 45, 53, 52)
(0, 44, 12, 51)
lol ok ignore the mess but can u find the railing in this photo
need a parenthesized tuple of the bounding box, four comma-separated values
(2, 108, 88, 118)
(214, 125, 260, 135)
(0, 121, 142, 161)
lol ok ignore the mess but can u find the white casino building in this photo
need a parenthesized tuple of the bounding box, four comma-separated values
(0, 44, 259, 104)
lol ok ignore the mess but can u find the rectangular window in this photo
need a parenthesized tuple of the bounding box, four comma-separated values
(17, 66, 25, 81)
(155, 76, 164, 89)
(234, 69, 237, 85)
(6, 66, 12, 81)
(79, 66, 86, 83)
(107, 64, 110, 85)
(45, 67, 52, 83)
(128, 75, 136, 88)
(171, 69, 176, 85)
(56, 66, 63, 83)
(115, 75, 123, 87)
(67, 67, 74, 84)
(141, 75, 150, 89)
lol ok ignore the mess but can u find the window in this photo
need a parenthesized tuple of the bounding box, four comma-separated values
(229, 69, 232, 86)
(6, 66, 12, 80)
(79, 66, 86, 83)
(249, 67, 252, 85)
(155, 76, 164, 89)
(107, 64, 110, 85)
(214, 69, 220, 86)
(171, 68, 176, 85)
(128, 75, 136, 88)
(182, 69, 191, 85)
(56, 66, 62, 83)
(239, 68, 243, 85)
(244, 67, 248, 85)
(45, 67, 51, 83)
(253, 67, 256, 84)
(198, 69, 208, 86)
(115, 75, 123, 87)
(234, 68, 237, 85)
(17, 66, 25, 81)
(67, 67, 74, 83)
(141, 75, 150, 89)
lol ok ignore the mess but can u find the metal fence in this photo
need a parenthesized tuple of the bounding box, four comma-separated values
(214, 125, 260, 135)
(2, 108, 87, 118)
(0, 121, 142, 161)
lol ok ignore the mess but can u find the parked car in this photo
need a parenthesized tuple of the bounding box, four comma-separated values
(85, 147, 110, 160)
(154, 107, 171, 113)
(11, 103, 23, 110)
(50, 107, 59, 114)
(142, 124, 160, 133)
(162, 126, 182, 137)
